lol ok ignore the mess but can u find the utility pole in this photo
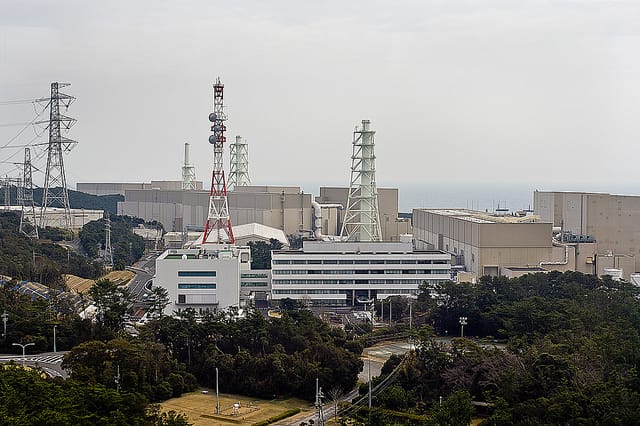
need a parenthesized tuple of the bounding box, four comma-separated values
(315, 377, 325, 425)
(53, 324, 57, 353)
(1, 310, 8, 339)
(114, 365, 121, 392)
(215, 367, 220, 414)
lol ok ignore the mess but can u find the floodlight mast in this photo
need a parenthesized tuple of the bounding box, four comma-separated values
(202, 78, 234, 244)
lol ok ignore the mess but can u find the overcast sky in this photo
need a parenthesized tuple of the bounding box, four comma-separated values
(1, 0, 639, 196)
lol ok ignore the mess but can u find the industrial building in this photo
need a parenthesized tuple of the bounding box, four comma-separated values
(77, 180, 204, 196)
(412, 208, 600, 282)
(155, 245, 270, 316)
(4, 206, 103, 231)
(271, 241, 451, 306)
(316, 187, 411, 241)
(534, 191, 640, 279)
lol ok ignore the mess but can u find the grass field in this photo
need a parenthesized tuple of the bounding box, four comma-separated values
(160, 390, 312, 426)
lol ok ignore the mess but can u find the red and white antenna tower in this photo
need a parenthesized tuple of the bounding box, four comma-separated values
(202, 78, 234, 244)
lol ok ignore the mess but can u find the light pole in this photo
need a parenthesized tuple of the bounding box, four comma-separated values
(215, 367, 220, 414)
(408, 299, 413, 330)
(1, 310, 7, 339)
(53, 325, 57, 353)
(459, 316, 468, 338)
(12, 342, 35, 366)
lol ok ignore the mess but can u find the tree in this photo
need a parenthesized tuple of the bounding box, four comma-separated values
(148, 287, 170, 319)
(89, 279, 135, 336)
(430, 390, 474, 426)
(248, 238, 284, 269)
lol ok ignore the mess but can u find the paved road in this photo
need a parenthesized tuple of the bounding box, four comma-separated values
(0, 351, 69, 378)
(126, 250, 162, 316)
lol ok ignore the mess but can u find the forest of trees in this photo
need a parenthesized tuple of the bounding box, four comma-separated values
(0, 212, 103, 287)
(79, 215, 150, 269)
(150, 305, 363, 400)
(355, 271, 640, 425)
(0, 186, 123, 215)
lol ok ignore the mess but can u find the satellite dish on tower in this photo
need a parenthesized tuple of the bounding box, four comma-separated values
(208, 135, 216, 144)
(209, 113, 217, 122)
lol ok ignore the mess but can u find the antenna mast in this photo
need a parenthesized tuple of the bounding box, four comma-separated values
(340, 120, 382, 242)
(19, 148, 39, 239)
(40, 82, 76, 230)
(202, 78, 234, 244)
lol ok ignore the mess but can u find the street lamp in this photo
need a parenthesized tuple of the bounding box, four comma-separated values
(459, 316, 468, 338)
(53, 325, 57, 353)
(12, 342, 35, 367)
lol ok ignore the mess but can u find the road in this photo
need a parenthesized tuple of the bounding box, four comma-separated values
(278, 340, 413, 425)
(126, 250, 161, 317)
(0, 351, 69, 378)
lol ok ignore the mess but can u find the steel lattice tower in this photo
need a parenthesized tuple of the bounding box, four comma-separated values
(40, 82, 76, 230)
(228, 135, 250, 190)
(340, 120, 382, 242)
(104, 213, 113, 267)
(202, 78, 234, 244)
(19, 148, 39, 239)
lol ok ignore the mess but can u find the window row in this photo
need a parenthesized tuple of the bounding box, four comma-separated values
(177, 270, 216, 277)
(273, 259, 448, 265)
(273, 269, 449, 275)
(273, 279, 429, 285)
(240, 282, 269, 287)
(241, 273, 269, 278)
(178, 283, 217, 289)
(273, 289, 342, 295)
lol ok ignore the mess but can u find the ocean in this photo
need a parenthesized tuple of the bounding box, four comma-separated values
(302, 181, 640, 214)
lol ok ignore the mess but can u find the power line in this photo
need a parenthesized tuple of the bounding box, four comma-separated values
(0, 99, 41, 106)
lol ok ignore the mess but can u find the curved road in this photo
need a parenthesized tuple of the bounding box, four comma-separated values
(0, 351, 69, 378)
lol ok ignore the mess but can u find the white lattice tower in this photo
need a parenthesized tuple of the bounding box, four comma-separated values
(340, 119, 382, 242)
(229, 135, 251, 190)
(104, 213, 113, 267)
(202, 78, 234, 244)
(182, 142, 197, 190)
(40, 82, 76, 230)
(19, 148, 39, 239)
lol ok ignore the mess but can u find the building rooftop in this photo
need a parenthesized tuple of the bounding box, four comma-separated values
(418, 208, 542, 224)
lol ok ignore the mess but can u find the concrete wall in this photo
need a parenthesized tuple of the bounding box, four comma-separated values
(316, 187, 404, 241)
(534, 191, 640, 278)
(78, 181, 203, 196)
(413, 209, 553, 277)
(118, 186, 314, 236)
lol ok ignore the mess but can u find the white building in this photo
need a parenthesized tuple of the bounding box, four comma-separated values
(271, 241, 451, 307)
(155, 244, 258, 316)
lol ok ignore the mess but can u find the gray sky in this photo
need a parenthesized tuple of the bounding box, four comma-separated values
(1, 0, 639, 193)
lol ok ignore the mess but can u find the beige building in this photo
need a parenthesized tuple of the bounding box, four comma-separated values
(77, 181, 203, 196)
(412, 208, 603, 281)
(316, 187, 411, 241)
(534, 191, 640, 279)
(116, 184, 410, 242)
(117, 185, 314, 236)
